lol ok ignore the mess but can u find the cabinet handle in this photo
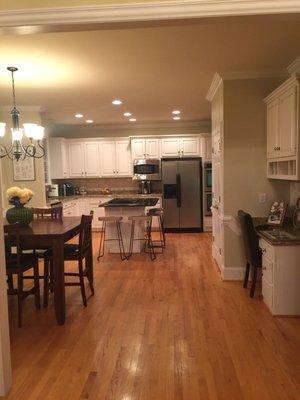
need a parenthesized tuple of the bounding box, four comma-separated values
(262, 267, 267, 270)
(116, 171, 119, 174)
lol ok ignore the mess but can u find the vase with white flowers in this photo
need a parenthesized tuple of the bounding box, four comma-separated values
(6, 186, 34, 225)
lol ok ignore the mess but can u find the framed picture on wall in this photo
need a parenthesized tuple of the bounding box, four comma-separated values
(13, 157, 36, 181)
(267, 201, 287, 226)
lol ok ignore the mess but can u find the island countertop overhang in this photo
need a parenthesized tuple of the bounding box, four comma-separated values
(100, 197, 159, 207)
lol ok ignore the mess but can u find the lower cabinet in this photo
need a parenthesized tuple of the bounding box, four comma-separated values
(259, 238, 300, 315)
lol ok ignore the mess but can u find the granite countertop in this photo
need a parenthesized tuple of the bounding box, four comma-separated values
(254, 217, 300, 246)
(46, 193, 162, 206)
(100, 197, 159, 207)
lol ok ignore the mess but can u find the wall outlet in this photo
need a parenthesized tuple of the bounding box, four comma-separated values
(258, 193, 267, 203)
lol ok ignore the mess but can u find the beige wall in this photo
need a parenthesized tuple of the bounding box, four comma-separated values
(0, 109, 46, 209)
(223, 78, 289, 217)
(48, 121, 210, 139)
(211, 77, 291, 277)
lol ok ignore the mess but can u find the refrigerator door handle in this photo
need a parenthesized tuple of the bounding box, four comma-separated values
(176, 173, 181, 207)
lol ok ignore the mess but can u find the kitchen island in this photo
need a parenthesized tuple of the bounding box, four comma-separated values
(100, 197, 159, 253)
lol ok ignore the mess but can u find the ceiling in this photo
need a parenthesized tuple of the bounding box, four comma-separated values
(0, 14, 300, 128)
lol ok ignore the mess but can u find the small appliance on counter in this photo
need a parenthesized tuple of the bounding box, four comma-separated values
(48, 184, 59, 197)
(79, 186, 88, 195)
(64, 183, 75, 196)
(140, 180, 152, 194)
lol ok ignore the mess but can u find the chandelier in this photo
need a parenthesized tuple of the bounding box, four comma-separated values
(0, 67, 45, 161)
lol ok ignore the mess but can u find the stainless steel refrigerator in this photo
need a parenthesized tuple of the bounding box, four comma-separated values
(162, 158, 202, 231)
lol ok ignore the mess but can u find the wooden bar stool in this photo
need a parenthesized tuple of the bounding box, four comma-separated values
(128, 215, 156, 261)
(147, 207, 166, 253)
(97, 216, 127, 261)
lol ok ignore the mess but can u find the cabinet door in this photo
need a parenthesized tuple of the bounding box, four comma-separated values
(180, 137, 199, 157)
(116, 141, 132, 176)
(69, 142, 85, 177)
(100, 142, 116, 177)
(84, 142, 100, 177)
(145, 139, 160, 158)
(131, 139, 146, 159)
(278, 86, 297, 158)
(161, 138, 180, 157)
(267, 100, 280, 159)
(204, 137, 212, 161)
(61, 141, 69, 178)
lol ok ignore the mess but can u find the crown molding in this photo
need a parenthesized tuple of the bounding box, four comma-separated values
(1, 1, 300, 28)
(0, 105, 42, 113)
(287, 56, 300, 75)
(219, 69, 288, 80)
(206, 73, 222, 102)
(50, 120, 211, 131)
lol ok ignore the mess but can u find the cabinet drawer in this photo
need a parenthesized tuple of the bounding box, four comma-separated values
(259, 239, 274, 262)
(262, 277, 273, 312)
(262, 255, 273, 284)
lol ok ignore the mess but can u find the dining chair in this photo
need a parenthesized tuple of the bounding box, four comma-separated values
(4, 225, 40, 327)
(238, 210, 262, 297)
(32, 205, 63, 220)
(43, 214, 94, 307)
(22, 205, 63, 287)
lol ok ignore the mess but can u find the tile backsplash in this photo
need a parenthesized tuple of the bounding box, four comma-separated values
(52, 177, 162, 194)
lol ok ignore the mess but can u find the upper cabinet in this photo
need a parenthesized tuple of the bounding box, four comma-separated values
(68, 141, 100, 178)
(161, 137, 200, 158)
(264, 75, 299, 180)
(131, 138, 160, 159)
(100, 140, 131, 177)
(49, 138, 69, 179)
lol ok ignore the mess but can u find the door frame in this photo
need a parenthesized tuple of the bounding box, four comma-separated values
(0, 163, 12, 396)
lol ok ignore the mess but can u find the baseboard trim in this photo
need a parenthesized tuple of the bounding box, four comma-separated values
(220, 265, 245, 281)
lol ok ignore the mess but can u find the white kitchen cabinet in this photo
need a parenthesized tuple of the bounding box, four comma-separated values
(49, 138, 69, 179)
(100, 140, 131, 177)
(161, 138, 181, 157)
(69, 141, 100, 178)
(259, 238, 300, 315)
(264, 75, 299, 180)
(62, 200, 78, 217)
(84, 142, 100, 177)
(131, 138, 160, 159)
(115, 141, 132, 176)
(69, 142, 85, 178)
(100, 141, 116, 177)
(161, 137, 199, 158)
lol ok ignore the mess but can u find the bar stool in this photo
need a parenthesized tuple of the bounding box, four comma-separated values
(128, 215, 156, 261)
(147, 208, 166, 253)
(97, 216, 127, 261)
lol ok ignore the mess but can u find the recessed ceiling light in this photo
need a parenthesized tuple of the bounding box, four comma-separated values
(129, 118, 136, 122)
(86, 119, 93, 124)
(124, 112, 132, 117)
(75, 113, 83, 118)
(112, 99, 122, 105)
(173, 116, 181, 120)
(172, 110, 181, 115)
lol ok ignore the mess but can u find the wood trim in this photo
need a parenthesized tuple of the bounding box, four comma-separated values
(1, 1, 300, 28)
(287, 56, 300, 75)
(206, 73, 222, 102)
(263, 74, 299, 103)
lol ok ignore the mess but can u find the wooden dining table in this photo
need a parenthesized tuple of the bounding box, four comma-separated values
(3, 216, 91, 325)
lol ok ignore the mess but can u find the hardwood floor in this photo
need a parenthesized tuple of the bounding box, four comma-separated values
(4, 233, 300, 400)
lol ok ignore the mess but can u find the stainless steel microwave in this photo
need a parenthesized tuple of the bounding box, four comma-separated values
(132, 159, 161, 181)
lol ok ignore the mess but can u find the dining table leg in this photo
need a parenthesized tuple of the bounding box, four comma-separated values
(52, 238, 65, 325)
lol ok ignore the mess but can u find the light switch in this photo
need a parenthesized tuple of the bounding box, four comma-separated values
(258, 193, 267, 203)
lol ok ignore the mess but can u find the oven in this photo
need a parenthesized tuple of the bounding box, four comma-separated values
(204, 192, 212, 216)
(133, 159, 161, 181)
(203, 162, 212, 191)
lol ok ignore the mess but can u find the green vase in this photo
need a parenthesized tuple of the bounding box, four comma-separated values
(6, 205, 33, 226)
